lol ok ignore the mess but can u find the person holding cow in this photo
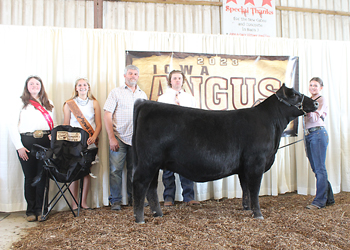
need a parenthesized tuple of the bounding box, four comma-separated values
(104, 65, 148, 211)
(9, 76, 56, 222)
(304, 77, 335, 209)
(63, 77, 102, 211)
(158, 70, 200, 206)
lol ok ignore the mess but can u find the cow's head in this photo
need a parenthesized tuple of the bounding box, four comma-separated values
(275, 84, 318, 114)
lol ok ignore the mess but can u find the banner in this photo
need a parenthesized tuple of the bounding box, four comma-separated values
(126, 51, 299, 136)
(222, 0, 276, 37)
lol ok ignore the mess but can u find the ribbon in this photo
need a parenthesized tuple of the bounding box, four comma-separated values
(29, 100, 54, 130)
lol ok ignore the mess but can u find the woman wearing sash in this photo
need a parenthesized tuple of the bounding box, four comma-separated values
(9, 76, 56, 222)
(63, 78, 101, 210)
(305, 77, 334, 209)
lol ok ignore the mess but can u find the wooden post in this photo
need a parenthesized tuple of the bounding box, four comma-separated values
(94, 0, 103, 29)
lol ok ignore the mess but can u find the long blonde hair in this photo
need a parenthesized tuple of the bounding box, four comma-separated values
(70, 78, 96, 100)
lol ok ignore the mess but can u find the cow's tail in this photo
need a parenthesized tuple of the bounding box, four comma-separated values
(132, 98, 146, 167)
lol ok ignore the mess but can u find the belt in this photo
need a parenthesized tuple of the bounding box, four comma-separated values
(21, 130, 50, 138)
(307, 126, 324, 133)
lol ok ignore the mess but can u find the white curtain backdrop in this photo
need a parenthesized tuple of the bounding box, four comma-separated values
(0, 25, 349, 212)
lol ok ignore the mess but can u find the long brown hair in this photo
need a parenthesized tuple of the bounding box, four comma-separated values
(20, 76, 54, 111)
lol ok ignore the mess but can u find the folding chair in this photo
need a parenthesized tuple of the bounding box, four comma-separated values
(32, 125, 98, 221)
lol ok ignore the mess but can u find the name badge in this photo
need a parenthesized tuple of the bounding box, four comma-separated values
(56, 131, 81, 142)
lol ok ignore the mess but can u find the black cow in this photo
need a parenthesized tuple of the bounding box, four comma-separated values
(132, 84, 318, 223)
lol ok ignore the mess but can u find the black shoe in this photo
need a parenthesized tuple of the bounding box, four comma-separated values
(326, 201, 335, 206)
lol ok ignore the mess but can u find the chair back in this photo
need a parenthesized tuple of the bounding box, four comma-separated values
(49, 125, 97, 182)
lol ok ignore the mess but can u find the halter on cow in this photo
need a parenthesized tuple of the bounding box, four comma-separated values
(275, 87, 317, 114)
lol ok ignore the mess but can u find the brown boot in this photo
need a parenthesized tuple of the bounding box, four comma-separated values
(187, 200, 200, 206)
(164, 201, 173, 206)
(26, 215, 37, 222)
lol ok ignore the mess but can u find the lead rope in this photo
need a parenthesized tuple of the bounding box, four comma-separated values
(303, 114, 309, 155)
(278, 116, 307, 150)
(278, 138, 304, 149)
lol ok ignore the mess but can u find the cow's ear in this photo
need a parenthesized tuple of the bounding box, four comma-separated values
(275, 84, 286, 102)
(281, 84, 287, 98)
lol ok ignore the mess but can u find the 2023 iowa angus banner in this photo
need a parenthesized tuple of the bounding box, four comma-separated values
(126, 51, 299, 136)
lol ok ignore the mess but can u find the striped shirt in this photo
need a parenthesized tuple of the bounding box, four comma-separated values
(103, 84, 147, 145)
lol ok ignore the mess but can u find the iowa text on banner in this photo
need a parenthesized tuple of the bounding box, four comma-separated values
(126, 51, 299, 136)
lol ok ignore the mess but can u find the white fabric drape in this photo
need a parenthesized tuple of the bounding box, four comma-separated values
(0, 25, 349, 212)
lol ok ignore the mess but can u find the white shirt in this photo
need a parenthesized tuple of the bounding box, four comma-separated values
(9, 98, 56, 150)
(70, 97, 96, 130)
(158, 88, 196, 108)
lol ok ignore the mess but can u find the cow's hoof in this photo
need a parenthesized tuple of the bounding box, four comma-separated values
(152, 211, 163, 218)
(134, 214, 145, 224)
(153, 213, 163, 218)
(254, 215, 264, 220)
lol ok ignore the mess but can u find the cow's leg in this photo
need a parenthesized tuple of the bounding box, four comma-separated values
(146, 170, 163, 218)
(133, 179, 148, 224)
(238, 173, 251, 210)
(247, 173, 264, 219)
(133, 165, 156, 224)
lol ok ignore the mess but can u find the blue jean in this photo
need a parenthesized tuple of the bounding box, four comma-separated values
(305, 128, 334, 208)
(108, 137, 133, 204)
(162, 170, 195, 203)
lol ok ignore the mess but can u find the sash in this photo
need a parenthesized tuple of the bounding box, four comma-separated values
(66, 99, 95, 138)
(29, 100, 54, 130)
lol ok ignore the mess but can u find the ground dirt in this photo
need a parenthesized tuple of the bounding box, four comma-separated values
(12, 192, 350, 249)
